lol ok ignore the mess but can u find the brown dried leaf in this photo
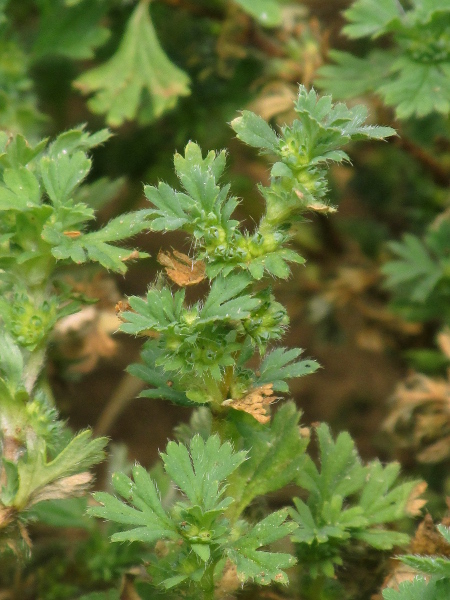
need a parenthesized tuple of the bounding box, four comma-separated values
(222, 384, 278, 424)
(379, 563, 420, 596)
(306, 201, 337, 214)
(29, 472, 94, 506)
(121, 249, 140, 262)
(405, 481, 427, 517)
(0, 507, 15, 530)
(53, 306, 119, 374)
(249, 83, 296, 121)
(157, 250, 206, 287)
(120, 573, 143, 600)
(384, 372, 450, 463)
(215, 560, 240, 599)
(417, 435, 450, 463)
(437, 328, 450, 360)
(410, 514, 450, 556)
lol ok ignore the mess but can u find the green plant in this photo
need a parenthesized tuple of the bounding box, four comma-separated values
(313, 0, 450, 473)
(0, 126, 150, 550)
(316, 0, 450, 119)
(291, 424, 421, 580)
(82, 86, 425, 599)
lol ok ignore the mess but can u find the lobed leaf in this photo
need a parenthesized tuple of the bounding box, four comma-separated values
(75, 1, 190, 126)
(161, 434, 247, 511)
(227, 509, 297, 585)
(257, 347, 320, 392)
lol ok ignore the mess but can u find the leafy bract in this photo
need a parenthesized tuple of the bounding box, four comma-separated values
(75, 0, 190, 126)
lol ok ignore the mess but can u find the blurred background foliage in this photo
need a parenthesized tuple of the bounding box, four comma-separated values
(0, 0, 449, 598)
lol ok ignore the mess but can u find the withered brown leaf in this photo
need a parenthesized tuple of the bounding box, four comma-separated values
(405, 481, 428, 517)
(384, 372, 450, 464)
(222, 383, 278, 424)
(157, 250, 206, 287)
(29, 472, 94, 506)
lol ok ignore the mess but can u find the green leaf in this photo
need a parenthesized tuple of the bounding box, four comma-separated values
(231, 111, 279, 154)
(379, 58, 450, 118)
(0, 167, 41, 211)
(0, 331, 24, 392)
(358, 460, 420, 530)
(298, 423, 366, 501)
(315, 49, 392, 99)
(43, 211, 149, 273)
(227, 509, 297, 585)
(0, 133, 48, 170)
(120, 287, 185, 334)
(226, 402, 309, 517)
(257, 347, 320, 392)
(161, 435, 247, 511)
(382, 233, 443, 302)
(40, 151, 91, 205)
(30, 497, 91, 529)
(343, 0, 402, 39)
(90, 464, 178, 544)
(145, 182, 189, 231)
(75, 0, 190, 126)
(128, 346, 191, 406)
(200, 274, 261, 323)
(382, 576, 444, 600)
(400, 555, 450, 578)
(33, 0, 110, 59)
(48, 127, 111, 159)
(233, 0, 282, 27)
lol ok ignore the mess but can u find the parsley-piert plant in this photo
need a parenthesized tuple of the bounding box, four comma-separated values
(87, 87, 424, 599)
(0, 86, 426, 599)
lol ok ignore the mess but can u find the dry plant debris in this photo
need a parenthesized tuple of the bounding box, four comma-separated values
(222, 383, 279, 424)
(157, 250, 206, 286)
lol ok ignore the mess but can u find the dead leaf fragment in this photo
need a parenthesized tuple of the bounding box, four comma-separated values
(384, 372, 450, 463)
(215, 560, 240, 598)
(29, 472, 94, 506)
(157, 250, 206, 287)
(121, 249, 140, 262)
(306, 201, 337, 214)
(410, 513, 450, 556)
(222, 384, 278, 424)
(405, 481, 427, 517)
(437, 327, 450, 359)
